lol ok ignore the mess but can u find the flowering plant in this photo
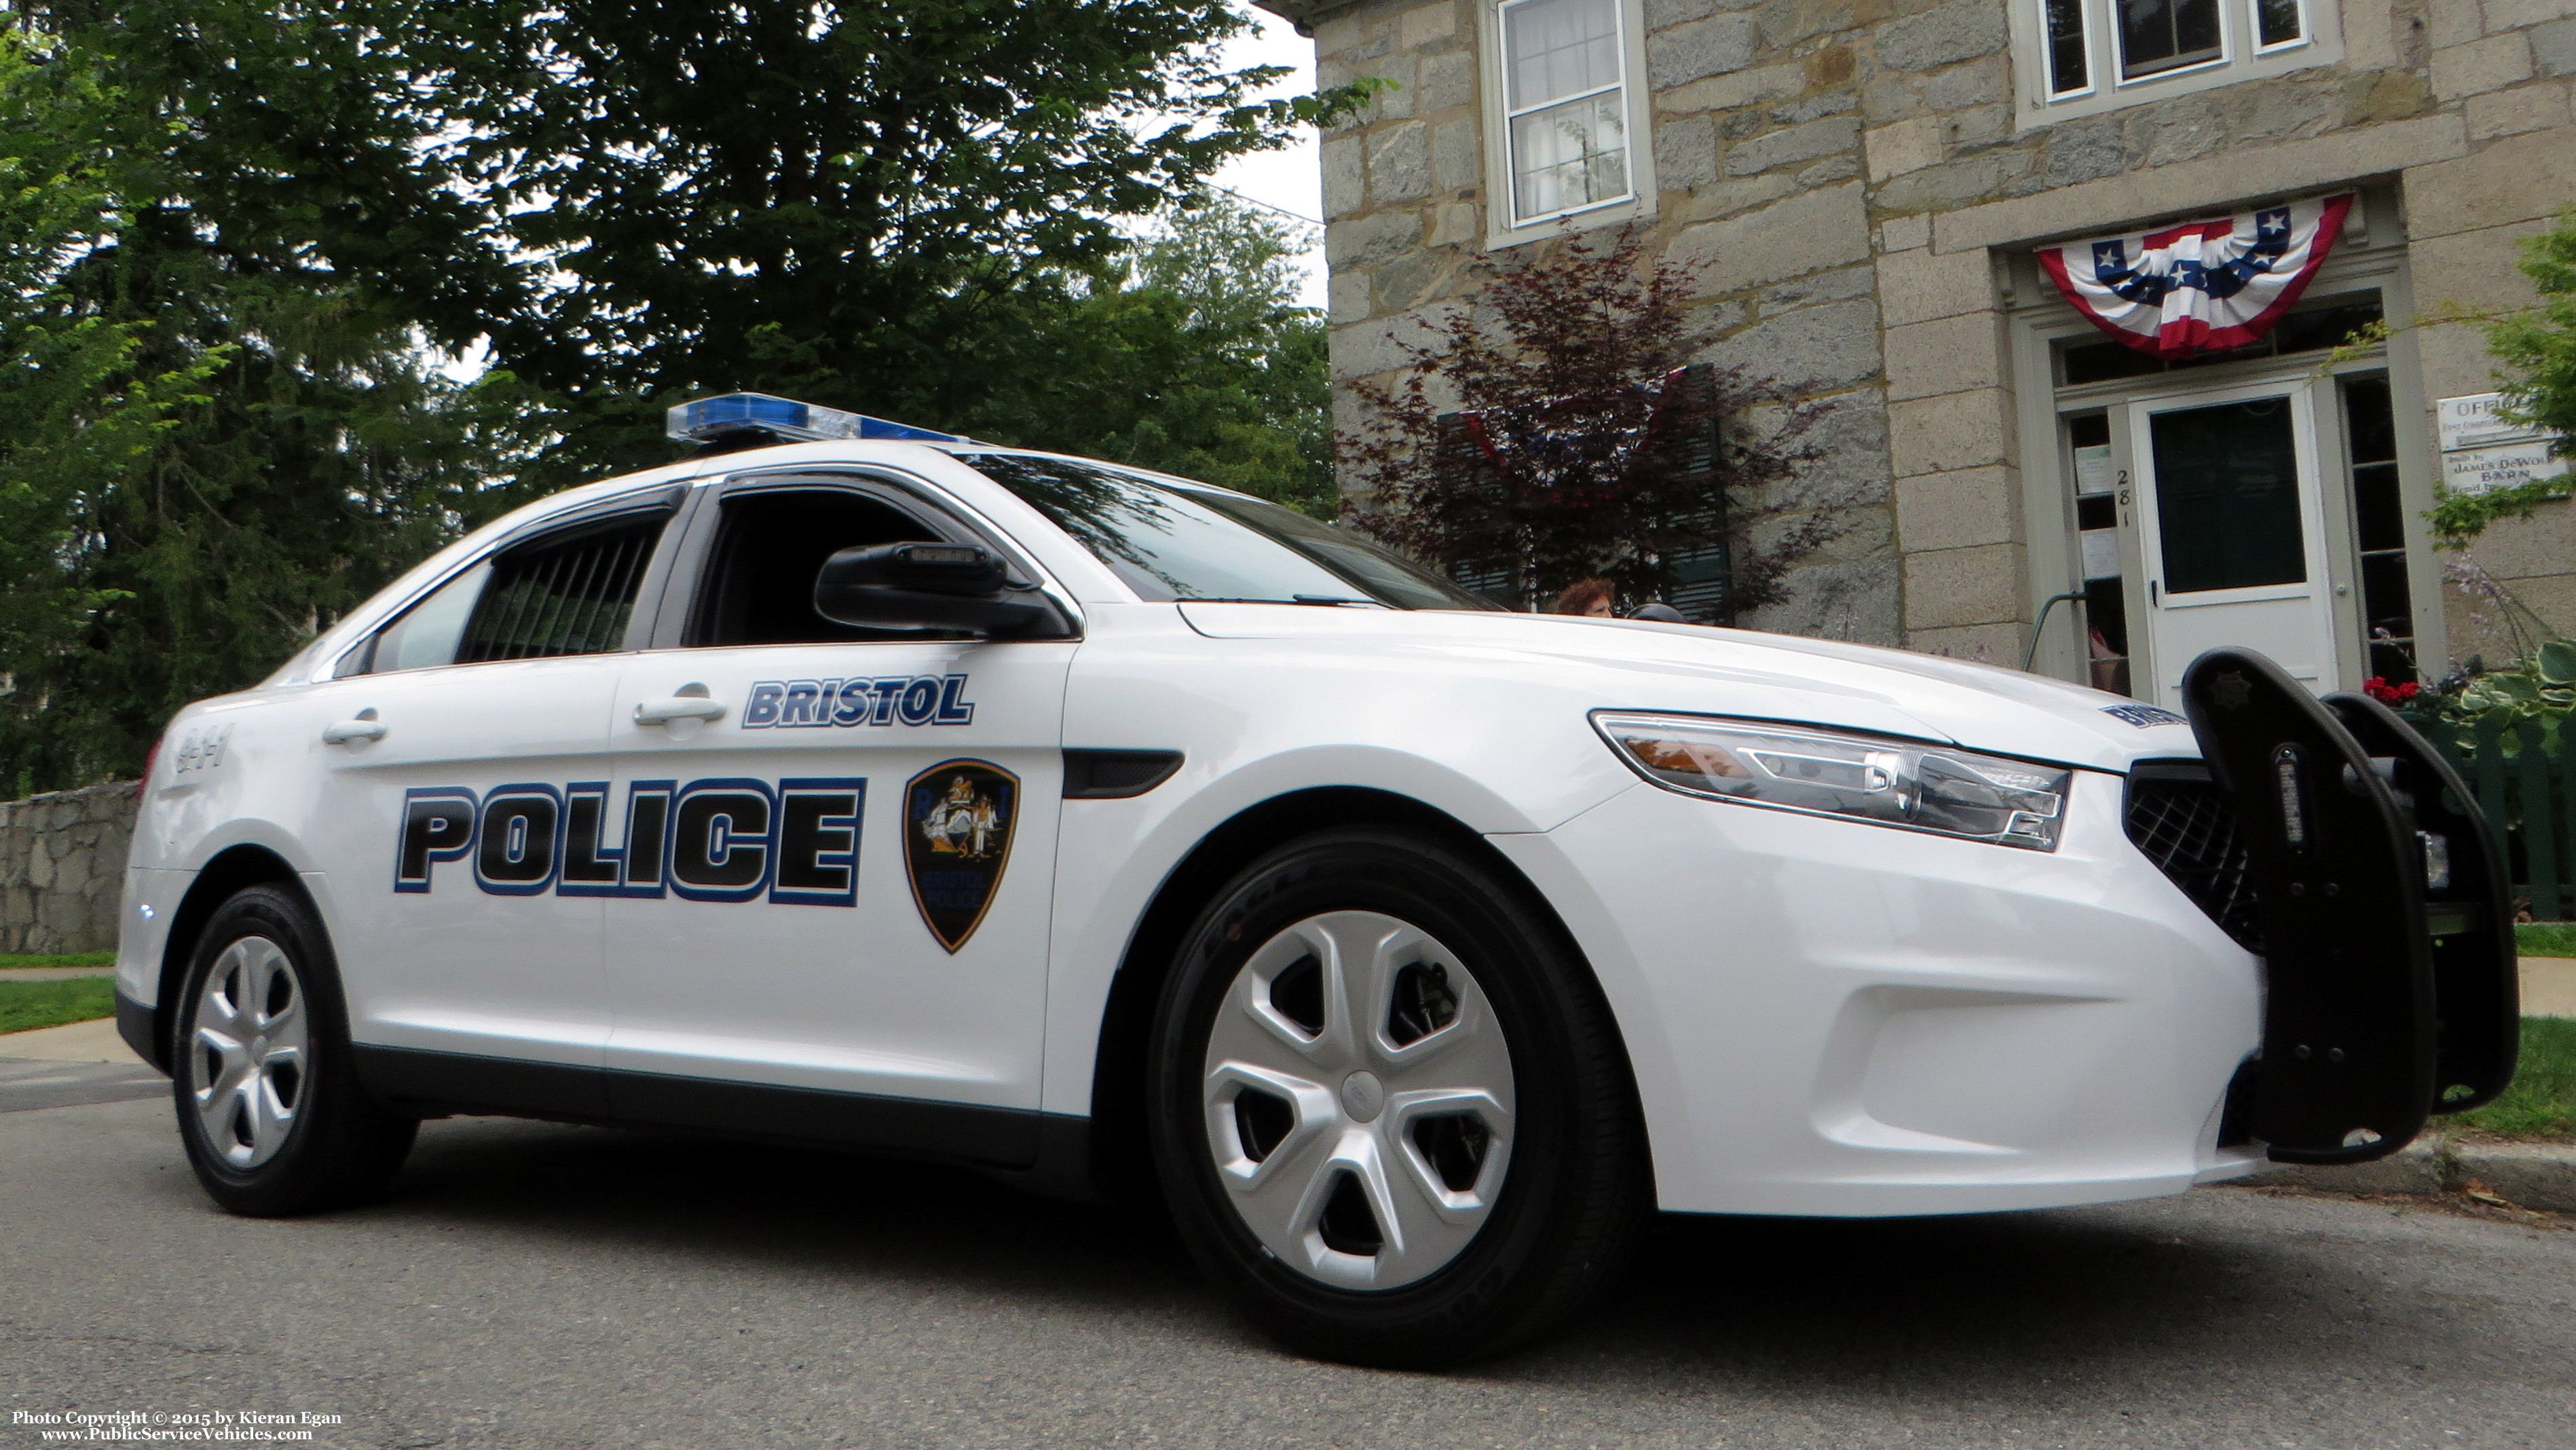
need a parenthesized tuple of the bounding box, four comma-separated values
(2397, 639, 2576, 758)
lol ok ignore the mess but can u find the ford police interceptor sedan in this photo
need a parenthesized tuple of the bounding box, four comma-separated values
(115, 394, 2517, 1367)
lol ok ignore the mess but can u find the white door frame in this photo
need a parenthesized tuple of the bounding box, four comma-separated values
(2123, 373, 2341, 705)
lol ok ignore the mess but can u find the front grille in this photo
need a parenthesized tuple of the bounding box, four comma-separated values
(2125, 772, 2263, 952)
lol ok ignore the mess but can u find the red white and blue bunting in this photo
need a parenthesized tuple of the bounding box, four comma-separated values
(2036, 193, 2355, 359)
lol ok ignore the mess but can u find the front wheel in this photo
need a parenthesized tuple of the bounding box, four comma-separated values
(1148, 829, 1647, 1367)
(173, 885, 417, 1215)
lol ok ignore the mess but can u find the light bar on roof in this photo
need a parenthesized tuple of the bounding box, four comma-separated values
(665, 392, 961, 445)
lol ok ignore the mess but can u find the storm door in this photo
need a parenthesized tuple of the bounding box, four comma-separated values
(2127, 379, 2339, 707)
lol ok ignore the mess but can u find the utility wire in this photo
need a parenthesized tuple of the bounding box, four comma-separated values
(1206, 183, 1325, 229)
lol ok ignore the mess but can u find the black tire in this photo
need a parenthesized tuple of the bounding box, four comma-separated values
(171, 885, 417, 1215)
(1147, 827, 1647, 1368)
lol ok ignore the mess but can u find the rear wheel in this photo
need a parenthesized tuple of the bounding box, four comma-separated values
(173, 885, 416, 1215)
(1149, 828, 1646, 1367)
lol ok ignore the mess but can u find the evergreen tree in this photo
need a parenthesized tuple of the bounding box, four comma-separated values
(0, 7, 529, 792)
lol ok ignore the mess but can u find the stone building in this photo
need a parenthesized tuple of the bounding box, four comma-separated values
(1259, 0, 2576, 704)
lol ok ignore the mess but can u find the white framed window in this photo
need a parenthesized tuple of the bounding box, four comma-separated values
(2015, 0, 2340, 126)
(1480, 0, 1656, 249)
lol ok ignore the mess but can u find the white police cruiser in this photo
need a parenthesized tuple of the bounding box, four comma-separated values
(116, 394, 2518, 1366)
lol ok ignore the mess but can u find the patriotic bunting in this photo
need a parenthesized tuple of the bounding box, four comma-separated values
(2036, 193, 2355, 360)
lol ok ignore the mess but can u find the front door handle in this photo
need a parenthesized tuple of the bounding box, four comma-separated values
(322, 709, 384, 744)
(634, 690, 727, 726)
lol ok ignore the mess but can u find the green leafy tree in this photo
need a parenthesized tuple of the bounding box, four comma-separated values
(2490, 208, 2576, 451)
(425, 0, 1362, 487)
(2427, 207, 2576, 546)
(958, 192, 1332, 513)
(0, 7, 531, 793)
(0, 0, 1350, 792)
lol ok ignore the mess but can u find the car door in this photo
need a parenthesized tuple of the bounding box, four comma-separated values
(298, 496, 688, 1100)
(596, 472, 1076, 1157)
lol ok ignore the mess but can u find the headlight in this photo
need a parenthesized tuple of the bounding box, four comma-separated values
(1592, 711, 2074, 851)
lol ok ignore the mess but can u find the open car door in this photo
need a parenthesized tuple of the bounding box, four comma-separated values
(2180, 648, 2519, 1165)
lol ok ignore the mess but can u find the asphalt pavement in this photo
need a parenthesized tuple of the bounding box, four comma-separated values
(3, 1088, 2573, 1450)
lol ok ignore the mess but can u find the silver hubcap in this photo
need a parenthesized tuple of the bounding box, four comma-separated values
(187, 936, 308, 1169)
(1201, 911, 1515, 1290)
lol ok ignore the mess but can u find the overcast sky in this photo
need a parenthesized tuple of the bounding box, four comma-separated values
(1206, 6, 1329, 310)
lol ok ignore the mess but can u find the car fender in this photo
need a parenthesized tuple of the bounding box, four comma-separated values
(1040, 608, 1641, 1117)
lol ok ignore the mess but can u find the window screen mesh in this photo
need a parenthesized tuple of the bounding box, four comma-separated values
(456, 515, 663, 663)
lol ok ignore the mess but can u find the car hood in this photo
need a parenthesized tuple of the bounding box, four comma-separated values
(1174, 604, 2199, 773)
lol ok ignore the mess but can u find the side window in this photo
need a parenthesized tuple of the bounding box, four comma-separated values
(351, 512, 666, 674)
(1477, 0, 1655, 248)
(1499, 0, 1632, 227)
(364, 562, 490, 673)
(687, 487, 950, 647)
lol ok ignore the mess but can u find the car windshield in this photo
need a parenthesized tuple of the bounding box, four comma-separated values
(960, 453, 1498, 611)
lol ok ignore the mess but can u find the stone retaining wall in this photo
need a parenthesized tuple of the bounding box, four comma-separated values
(0, 783, 139, 956)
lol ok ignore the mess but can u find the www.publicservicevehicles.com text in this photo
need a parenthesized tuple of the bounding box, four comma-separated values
(12, 1411, 341, 1442)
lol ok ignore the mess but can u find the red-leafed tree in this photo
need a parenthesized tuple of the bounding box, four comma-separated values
(1340, 229, 1856, 620)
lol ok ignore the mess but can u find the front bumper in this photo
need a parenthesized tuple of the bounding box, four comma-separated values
(1493, 768, 2264, 1217)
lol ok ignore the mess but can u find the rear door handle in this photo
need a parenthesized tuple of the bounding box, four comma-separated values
(634, 694, 727, 726)
(322, 709, 385, 744)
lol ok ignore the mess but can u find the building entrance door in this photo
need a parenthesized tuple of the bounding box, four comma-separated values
(2127, 378, 2340, 707)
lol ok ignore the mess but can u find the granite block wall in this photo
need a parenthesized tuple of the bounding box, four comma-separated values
(0, 782, 137, 956)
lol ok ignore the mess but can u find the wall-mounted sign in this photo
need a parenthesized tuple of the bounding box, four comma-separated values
(2444, 441, 2574, 497)
(2437, 392, 2549, 453)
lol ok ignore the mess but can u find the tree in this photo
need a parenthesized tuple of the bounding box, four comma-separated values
(2491, 208, 2576, 449)
(419, 0, 1362, 487)
(2415, 206, 2576, 547)
(0, 7, 532, 794)
(0, 0, 1350, 793)
(0, 31, 223, 796)
(1340, 229, 1852, 620)
(956, 191, 1332, 514)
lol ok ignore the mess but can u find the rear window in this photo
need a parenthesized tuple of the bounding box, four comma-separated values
(961, 454, 1494, 612)
(349, 510, 666, 675)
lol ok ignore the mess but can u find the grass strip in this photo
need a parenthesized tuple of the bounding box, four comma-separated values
(0, 951, 115, 969)
(2518, 923, 2576, 958)
(0, 977, 118, 1035)
(2449, 1016, 2576, 1140)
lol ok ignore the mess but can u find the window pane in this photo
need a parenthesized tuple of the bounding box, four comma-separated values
(365, 562, 490, 673)
(2360, 551, 2415, 637)
(2150, 398, 2306, 594)
(965, 454, 1495, 610)
(2256, 0, 2302, 45)
(2046, 0, 2090, 92)
(456, 515, 664, 663)
(690, 489, 948, 646)
(2341, 375, 2397, 465)
(1512, 93, 1629, 220)
(1505, 0, 1620, 111)
(2118, 0, 2222, 77)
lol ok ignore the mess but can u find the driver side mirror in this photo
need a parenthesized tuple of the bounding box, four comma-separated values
(813, 542, 1065, 637)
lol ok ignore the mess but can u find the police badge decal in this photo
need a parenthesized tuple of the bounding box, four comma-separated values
(903, 760, 1019, 952)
